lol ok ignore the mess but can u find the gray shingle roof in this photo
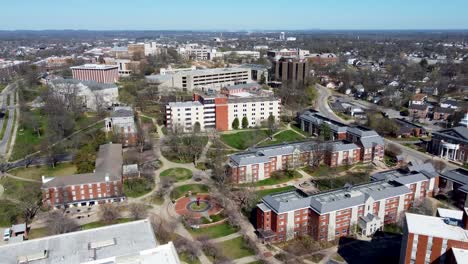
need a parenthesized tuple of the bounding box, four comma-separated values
(110, 107, 134, 118)
(50, 78, 117, 91)
(261, 179, 412, 214)
(43, 143, 123, 188)
(440, 168, 468, 185)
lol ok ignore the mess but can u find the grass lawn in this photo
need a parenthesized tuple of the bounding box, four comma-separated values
(259, 130, 305, 146)
(189, 222, 238, 239)
(160, 167, 193, 182)
(81, 218, 133, 230)
(179, 253, 201, 264)
(10, 109, 46, 161)
(170, 184, 209, 200)
(243, 170, 302, 187)
(216, 237, 254, 260)
(307, 253, 326, 263)
(383, 223, 403, 234)
(255, 186, 296, 200)
(0, 177, 41, 199)
(304, 164, 351, 178)
(332, 253, 345, 263)
(140, 115, 153, 124)
(9, 163, 77, 181)
(290, 122, 310, 137)
(0, 84, 6, 93)
(123, 177, 154, 198)
(313, 172, 370, 191)
(220, 129, 269, 149)
(0, 199, 21, 227)
(27, 227, 48, 239)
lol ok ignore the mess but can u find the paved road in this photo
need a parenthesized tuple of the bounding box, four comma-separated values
(0, 82, 17, 156)
(315, 84, 350, 123)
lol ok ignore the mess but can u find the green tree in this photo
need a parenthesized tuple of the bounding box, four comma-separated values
(306, 85, 318, 106)
(193, 122, 201, 133)
(320, 123, 332, 141)
(232, 118, 239, 129)
(267, 114, 276, 137)
(259, 73, 266, 85)
(242, 116, 249, 129)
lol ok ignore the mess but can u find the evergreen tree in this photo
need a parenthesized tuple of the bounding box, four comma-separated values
(242, 116, 249, 129)
(232, 118, 239, 129)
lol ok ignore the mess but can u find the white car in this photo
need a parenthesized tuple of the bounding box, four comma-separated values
(3, 228, 11, 241)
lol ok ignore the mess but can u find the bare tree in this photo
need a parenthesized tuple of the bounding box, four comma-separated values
(128, 203, 148, 220)
(99, 203, 121, 224)
(431, 159, 447, 173)
(174, 237, 201, 263)
(17, 185, 42, 228)
(149, 214, 178, 243)
(45, 211, 80, 235)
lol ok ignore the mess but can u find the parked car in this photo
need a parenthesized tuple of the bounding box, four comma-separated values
(3, 228, 11, 241)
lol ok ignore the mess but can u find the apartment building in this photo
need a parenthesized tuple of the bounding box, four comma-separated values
(147, 67, 253, 91)
(228, 140, 360, 184)
(256, 164, 438, 243)
(221, 51, 261, 59)
(437, 168, 468, 209)
(165, 83, 280, 131)
(41, 143, 125, 209)
(177, 44, 216, 61)
(0, 219, 181, 264)
(399, 210, 468, 264)
(299, 110, 385, 162)
(104, 107, 137, 146)
(71, 64, 119, 83)
(267, 49, 310, 59)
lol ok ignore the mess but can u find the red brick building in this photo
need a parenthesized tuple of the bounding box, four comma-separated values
(71, 64, 119, 83)
(228, 140, 361, 184)
(41, 144, 125, 209)
(256, 165, 438, 243)
(399, 209, 468, 264)
(298, 110, 385, 163)
(408, 104, 429, 119)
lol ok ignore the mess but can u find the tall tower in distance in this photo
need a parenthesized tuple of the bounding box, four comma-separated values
(279, 32, 285, 41)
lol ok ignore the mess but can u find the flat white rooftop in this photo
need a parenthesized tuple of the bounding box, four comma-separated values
(452, 248, 468, 264)
(71, 64, 118, 70)
(405, 213, 468, 241)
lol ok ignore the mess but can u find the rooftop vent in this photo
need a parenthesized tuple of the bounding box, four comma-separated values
(89, 238, 116, 249)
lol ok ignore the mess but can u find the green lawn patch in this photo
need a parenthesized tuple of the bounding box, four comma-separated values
(179, 253, 201, 264)
(0, 199, 21, 227)
(10, 109, 46, 161)
(81, 218, 133, 230)
(0, 177, 41, 200)
(243, 170, 302, 187)
(216, 237, 254, 260)
(259, 130, 305, 146)
(27, 227, 48, 239)
(123, 177, 154, 198)
(170, 184, 209, 200)
(290, 122, 310, 137)
(140, 115, 153, 124)
(160, 167, 193, 182)
(383, 223, 403, 234)
(313, 172, 370, 191)
(220, 129, 269, 149)
(303, 164, 351, 178)
(9, 163, 77, 181)
(189, 222, 238, 239)
(307, 253, 326, 263)
(255, 186, 296, 200)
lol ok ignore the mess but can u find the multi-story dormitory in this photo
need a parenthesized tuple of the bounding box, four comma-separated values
(256, 163, 438, 243)
(228, 140, 361, 184)
(298, 110, 385, 162)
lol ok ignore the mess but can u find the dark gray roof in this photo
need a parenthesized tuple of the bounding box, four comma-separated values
(111, 107, 134, 118)
(0, 220, 157, 264)
(43, 143, 123, 188)
(360, 213, 381, 223)
(408, 104, 429, 110)
(433, 126, 468, 142)
(434, 107, 455, 114)
(440, 168, 468, 186)
(261, 180, 412, 214)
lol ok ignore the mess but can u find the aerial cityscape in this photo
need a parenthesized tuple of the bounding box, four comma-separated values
(1, 1, 468, 264)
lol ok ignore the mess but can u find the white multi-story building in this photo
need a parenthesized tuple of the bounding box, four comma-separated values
(222, 51, 261, 59)
(177, 44, 217, 61)
(147, 67, 253, 92)
(165, 83, 280, 132)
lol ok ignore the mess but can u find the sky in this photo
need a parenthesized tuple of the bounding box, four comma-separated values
(1, 0, 468, 30)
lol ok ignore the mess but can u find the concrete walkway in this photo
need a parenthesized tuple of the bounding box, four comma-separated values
(209, 232, 242, 243)
(232, 255, 259, 264)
